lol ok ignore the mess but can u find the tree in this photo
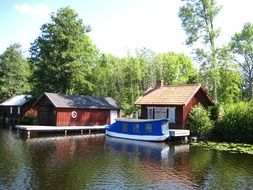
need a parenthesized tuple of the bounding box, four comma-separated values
(0, 44, 30, 102)
(29, 7, 98, 95)
(230, 23, 253, 99)
(217, 46, 242, 103)
(154, 52, 199, 84)
(179, 0, 221, 102)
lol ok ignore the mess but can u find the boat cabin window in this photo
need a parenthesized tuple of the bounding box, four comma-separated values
(162, 121, 169, 134)
(122, 123, 128, 132)
(145, 123, 152, 134)
(133, 123, 139, 133)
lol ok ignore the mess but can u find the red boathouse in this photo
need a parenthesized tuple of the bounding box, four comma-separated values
(32, 92, 122, 126)
(135, 81, 213, 129)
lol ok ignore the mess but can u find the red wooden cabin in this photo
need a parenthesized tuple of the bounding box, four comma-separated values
(135, 81, 213, 129)
(32, 92, 122, 126)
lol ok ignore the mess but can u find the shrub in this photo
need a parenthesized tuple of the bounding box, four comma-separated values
(20, 110, 37, 125)
(215, 101, 253, 143)
(187, 104, 214, 140)
(20, 115, 37, 125)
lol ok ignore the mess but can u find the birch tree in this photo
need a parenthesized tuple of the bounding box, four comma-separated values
(179, 0, 221, 102)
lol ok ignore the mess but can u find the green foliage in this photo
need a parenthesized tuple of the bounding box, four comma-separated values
(191, 141, 253, 154)
(208, 103, 221, 121)
(154, 52, 199, 84)
(0, 44, 30, 102)
(187, 104, 214, 140)
(20, 115, 37, 125)
(217, 46, 243, 103)
(29, 6, 98, 95)
(215, 101, 253, 143)
(230, 22, 253, 99)
(179, 0, 222, 102)
(92, 50, 198, 116)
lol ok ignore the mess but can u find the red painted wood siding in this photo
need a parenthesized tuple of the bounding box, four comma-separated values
(182, 88, 213, 128)
(56, 108, 110, 126)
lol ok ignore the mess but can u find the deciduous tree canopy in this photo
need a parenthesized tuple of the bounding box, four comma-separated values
(0, 44, 30, 102)
(29, 6, 98, 95)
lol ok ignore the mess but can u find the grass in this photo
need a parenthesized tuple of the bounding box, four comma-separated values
(191, 141, 253, 155)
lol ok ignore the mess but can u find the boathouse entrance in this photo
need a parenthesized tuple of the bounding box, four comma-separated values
(38, 104, 56, 126)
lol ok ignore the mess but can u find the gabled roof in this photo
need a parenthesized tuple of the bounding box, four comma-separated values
(43, 92, 122, 110)
(0, 95, 32, 106)
(135, 84, 212, 105)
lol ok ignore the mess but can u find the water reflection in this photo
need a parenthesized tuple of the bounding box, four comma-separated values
(105, 136, 189, 164)
(0, 129, 253, 190)
(104, 137, 195, 189)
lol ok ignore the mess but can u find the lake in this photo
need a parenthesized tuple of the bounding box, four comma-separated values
(0, 128, 252, 190)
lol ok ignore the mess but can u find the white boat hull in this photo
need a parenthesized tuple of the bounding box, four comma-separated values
(106, 130, 170, 142)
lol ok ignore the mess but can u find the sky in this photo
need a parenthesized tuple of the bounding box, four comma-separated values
(1, 0, 253, 57)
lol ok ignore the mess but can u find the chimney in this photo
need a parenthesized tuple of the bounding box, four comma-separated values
(156, 80, 164, 87)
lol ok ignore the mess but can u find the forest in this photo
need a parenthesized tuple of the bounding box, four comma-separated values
(0, 0, 253, 142)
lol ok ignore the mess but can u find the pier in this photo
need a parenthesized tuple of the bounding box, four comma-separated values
(15, 125, 107, 138)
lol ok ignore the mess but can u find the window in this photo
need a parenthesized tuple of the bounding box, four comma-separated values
(147, 107, 153, 119)
(162, 121, 169, 134)
(122, 123, 128, 133)
(145, 123, 152, 134)
(154, 107, 167, 119)
(133, 123, 139, 133)
(168, 107, 176, 123)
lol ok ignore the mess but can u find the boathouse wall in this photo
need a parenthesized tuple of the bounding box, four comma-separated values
(32, 93, 120, 126)
(56, 108, 110, 126)
(182, 88, 213, 128)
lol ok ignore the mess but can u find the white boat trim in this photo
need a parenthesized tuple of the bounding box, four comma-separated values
(106, 131, 170, 141)
(115, 118, 169, 123)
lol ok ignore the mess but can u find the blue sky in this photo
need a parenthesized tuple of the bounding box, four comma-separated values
(1, 0, 253, 57)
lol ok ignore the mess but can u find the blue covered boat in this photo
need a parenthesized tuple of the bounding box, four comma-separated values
(105, 118, 170, 141)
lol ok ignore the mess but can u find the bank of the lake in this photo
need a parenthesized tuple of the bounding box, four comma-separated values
(191, 141, 253, 155)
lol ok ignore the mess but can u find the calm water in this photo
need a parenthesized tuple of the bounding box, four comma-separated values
(0, 128, 253, 190)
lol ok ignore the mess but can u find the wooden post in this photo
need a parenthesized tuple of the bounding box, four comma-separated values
(65, 130, 67, 136)
(89, 129, 91, 135)
(27, 130, 30, 139)
(81, 130, 83, 135)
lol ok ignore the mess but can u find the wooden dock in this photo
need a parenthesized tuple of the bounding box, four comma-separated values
(15, 125, 189, 139)
(169, 129, 190, 137)
(15, 125, 107, 138)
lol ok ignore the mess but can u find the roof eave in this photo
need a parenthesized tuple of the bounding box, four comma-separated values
(135, 102, 185, 106)
(44, 92, 58, 108)
(184, 84, 213, 106)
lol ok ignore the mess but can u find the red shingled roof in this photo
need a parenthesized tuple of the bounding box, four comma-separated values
(135, 84, 211, 105)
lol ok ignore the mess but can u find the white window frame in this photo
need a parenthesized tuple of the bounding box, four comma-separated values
(168, 107, 176, 123)
(110, 110, 118, 124)
(147, 107, 154, 119)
